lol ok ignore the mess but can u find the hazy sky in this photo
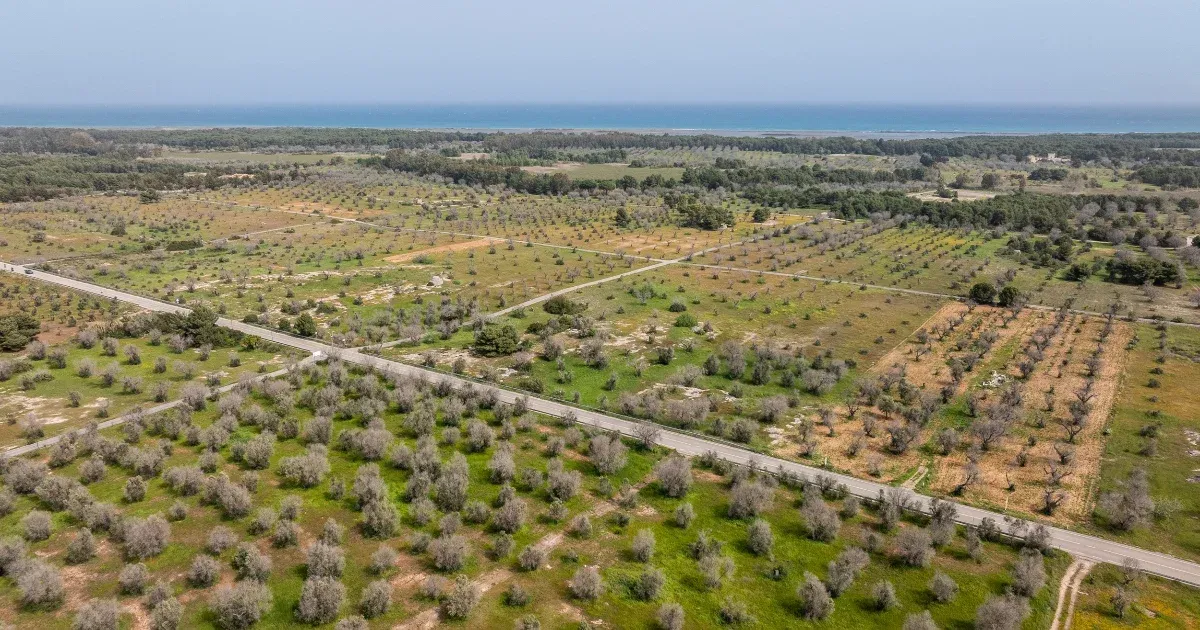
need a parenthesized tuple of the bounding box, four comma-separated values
(3, 0, 1198, 105)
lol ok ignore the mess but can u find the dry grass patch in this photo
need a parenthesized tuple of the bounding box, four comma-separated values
(931, 314, 1132, 523)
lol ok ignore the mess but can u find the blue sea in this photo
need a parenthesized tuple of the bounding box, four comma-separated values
(1, 104, 1198, 135)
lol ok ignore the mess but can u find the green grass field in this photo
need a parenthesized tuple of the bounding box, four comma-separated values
(1083, 323, 1200, 563)
(0, 359, 1072, 629)
(0, 332, 293, 445)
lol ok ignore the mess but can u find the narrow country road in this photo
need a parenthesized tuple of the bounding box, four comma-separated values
(487, 235, 756, 318)
(5, 262, 1200, 587)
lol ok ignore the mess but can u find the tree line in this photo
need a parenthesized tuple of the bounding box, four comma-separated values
(682, 164, 929, 189)
(0, 154, 272, 202)
(373, 151, 930, 196)
(745, 188, 1182, 231)
(470, 131, 1200, 163)
(369, 151, 678, 195)
(8, 127, 1200, 162)
(0, 127, 488, 154)
(1134, 165, 1200, 188)
(445, 147, 628, 166)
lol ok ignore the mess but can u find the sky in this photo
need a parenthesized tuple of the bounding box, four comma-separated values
(2, 0, 1198, 105)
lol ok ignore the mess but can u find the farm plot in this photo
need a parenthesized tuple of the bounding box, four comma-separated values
(196, 174, 797, 260)
(0, 328, 290, 446)
(191, 173, 429, 221)
(482, 196, 792, 259)
(753, 300, 1135, 528)
(156, 151, 371, 165)
(386, 264, 944, 452)
(765, 301, 1031, 484)
(39, 222, 651, 346)
(709, 223, 1042, 303)
(0, 195, 318, 264)
(0, 358, 1068, 630)
(0, 275, 131, 347)
(1083, 323, 1200, 563)
(1070, 561, 1200, 629)
(1039, 248, 1200, 324)
(703, 224, 1000, 288)
(712, 221, 1200, 325)
(518, 162, 685, 183)
(925, 309, 1133, 524)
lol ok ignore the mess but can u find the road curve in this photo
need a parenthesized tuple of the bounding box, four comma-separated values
(5, 262, 1200, 587)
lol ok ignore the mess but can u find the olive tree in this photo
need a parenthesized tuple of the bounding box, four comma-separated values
(210, 581, 273, 630)
(654, 455, 692, 498)
(296, 576, 345, 624)
(570, 566, 604, 600)
(359, 579, 391, 619)
(74, 598, 120, 630)
(798, 571, 834, 620)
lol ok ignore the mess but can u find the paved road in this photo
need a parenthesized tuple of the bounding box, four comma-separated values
(6, 262, 1200, 587)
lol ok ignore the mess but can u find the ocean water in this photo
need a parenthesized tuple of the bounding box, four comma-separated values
(1, 104, 1198, 135)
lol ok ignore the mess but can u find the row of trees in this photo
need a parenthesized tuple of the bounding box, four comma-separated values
(372, 151, 690, 195)
(467, 131, 1200, 163)
(681, 163, 930, 190)
(10, 127, 1200, 162)
(0, 154, 270, 202)
(1134, 165, 1200, 188)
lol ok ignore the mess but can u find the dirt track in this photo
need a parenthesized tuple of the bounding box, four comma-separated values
(384, 238, 495, 263)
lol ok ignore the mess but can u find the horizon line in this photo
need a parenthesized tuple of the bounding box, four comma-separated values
(4, 101, 1200, 109)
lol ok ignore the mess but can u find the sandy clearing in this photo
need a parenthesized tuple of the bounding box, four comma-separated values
(0, 392, 75, 426)
(124, 602, 152, 630)
(908, 189, 1001, 203)
(384, 239, 495, 263)
(519, 162, 584, 175)
(57, 563, 93, 616)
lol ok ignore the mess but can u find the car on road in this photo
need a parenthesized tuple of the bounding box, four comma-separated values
(24, 269, 33, 275)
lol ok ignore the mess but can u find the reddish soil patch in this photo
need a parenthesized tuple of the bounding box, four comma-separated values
(931, 315, 1132, 523)
(384, 239, 494, 264)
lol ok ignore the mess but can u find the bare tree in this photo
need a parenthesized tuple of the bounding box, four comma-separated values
(953, 460, 980, 495)
(1097, 468, 1155, 531)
